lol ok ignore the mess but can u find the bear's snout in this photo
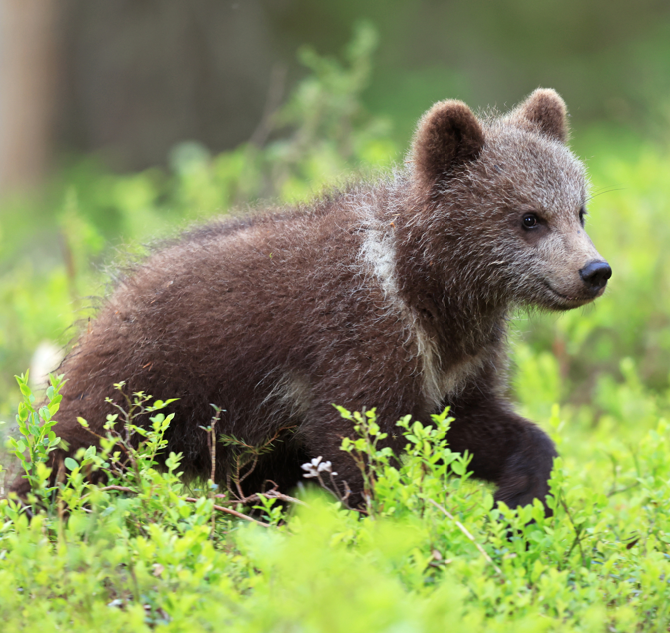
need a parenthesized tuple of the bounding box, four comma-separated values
(579, 260, 612, 293)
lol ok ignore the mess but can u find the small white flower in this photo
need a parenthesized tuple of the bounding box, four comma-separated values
(301, 456, 338, 479)
(301, 456, 323, 478)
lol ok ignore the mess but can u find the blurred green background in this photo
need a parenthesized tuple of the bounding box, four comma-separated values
(2, 0, 670, 466)
(4, 1, 670, 179)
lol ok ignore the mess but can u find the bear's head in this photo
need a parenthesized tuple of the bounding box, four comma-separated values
(409, 89, 610, 312)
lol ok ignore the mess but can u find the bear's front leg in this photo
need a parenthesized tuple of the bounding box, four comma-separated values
(446, 390, 557, 511)
(299, 400, 410, 509)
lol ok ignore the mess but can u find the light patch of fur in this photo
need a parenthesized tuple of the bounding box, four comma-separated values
(258, 371, 312, 422)
(418, 333, 490, 412)
(358, 192, 489, 411)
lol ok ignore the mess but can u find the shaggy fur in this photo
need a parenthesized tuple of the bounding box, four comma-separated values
(11, 89, 610, 509)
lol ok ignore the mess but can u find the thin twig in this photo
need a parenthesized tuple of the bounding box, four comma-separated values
(223, 425, 298, 502)
(184, 497, 269, 526)
(99, 485, 270, 526)
(561, 499, 586, 566)
(312, 470, 355, 508)
(208, 408, 221, 485)
(331, 473, 352, 506)
(237, 453, 259, 487)
(607, 482, 640, 498)
(428, 498, 503, 576)
(220, 491, 308, 507)
(100, 485, 135, 493)
(206, 408, 222, 538)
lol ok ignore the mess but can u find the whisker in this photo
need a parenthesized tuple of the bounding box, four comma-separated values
(586, 187, 625, 202)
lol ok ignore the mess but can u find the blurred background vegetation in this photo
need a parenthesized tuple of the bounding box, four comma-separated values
(2, 0, 670, 467)
(4, 0, 670, 183)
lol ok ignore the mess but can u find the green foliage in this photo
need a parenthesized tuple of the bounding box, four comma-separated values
(1, 24, 670, 631)
(2, 402, 670, 630)
(272, 20, 395, 201)
(5, 372, 64, 495)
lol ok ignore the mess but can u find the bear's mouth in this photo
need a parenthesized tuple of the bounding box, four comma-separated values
(541, 281, 595, 307)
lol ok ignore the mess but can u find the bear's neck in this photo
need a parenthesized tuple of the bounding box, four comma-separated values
(391, 203, 509, 358)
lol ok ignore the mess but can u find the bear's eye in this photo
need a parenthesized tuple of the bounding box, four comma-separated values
(579, 206, 587, 227)
(522, 213, 539, 229)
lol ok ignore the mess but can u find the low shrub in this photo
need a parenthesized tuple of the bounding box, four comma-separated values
(1, 376, 669, 631)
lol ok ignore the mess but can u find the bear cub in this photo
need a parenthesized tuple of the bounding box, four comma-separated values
(12, 89, 611, 509)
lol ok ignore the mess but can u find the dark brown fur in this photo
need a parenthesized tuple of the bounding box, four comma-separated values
(11, 89, 610, 509)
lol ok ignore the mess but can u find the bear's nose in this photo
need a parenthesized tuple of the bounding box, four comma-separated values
(579, 260, 612, 292)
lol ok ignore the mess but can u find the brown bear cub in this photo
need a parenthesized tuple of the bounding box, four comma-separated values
(12, 89, 610, 509)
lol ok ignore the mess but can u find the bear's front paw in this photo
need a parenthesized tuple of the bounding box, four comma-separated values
(494, 474, 550, 514)
(494, 427, 557, 515)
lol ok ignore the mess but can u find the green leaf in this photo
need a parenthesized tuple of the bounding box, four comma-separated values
(64, 457, 79, 471)
(49, 393, 63, 407)
(17, 402, 30, 423)
(451, 460, 465, 476)
(18, 382, 32, 397)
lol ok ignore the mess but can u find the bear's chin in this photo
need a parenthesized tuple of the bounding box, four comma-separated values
(538, 282, 599, 311)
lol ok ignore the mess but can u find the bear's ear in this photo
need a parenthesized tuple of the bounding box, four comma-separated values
(411, 100, 485, 191)
(512, 88, 568, 143)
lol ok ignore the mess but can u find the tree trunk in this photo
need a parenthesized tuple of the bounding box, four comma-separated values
(0, 0, 59, 193)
